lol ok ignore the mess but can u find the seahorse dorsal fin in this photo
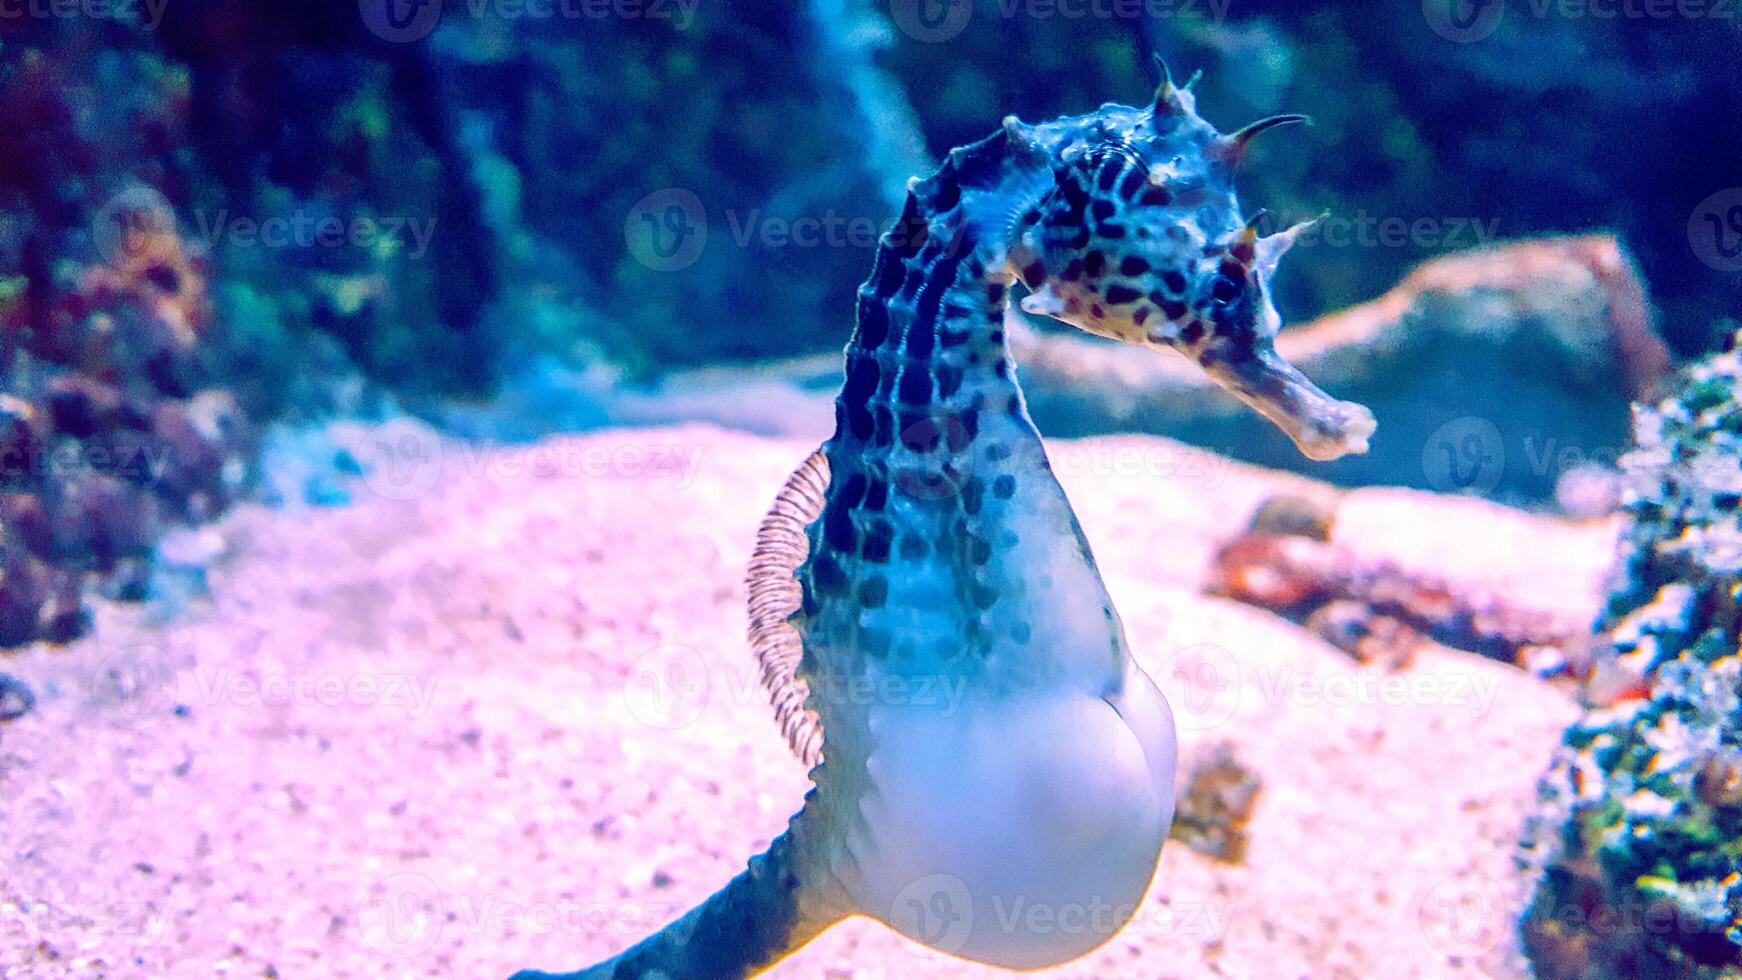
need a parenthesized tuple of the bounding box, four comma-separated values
(745, 450, 829, 769)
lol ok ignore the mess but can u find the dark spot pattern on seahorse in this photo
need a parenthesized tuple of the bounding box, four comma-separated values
(1096, 158, 1121, 192)
(898, 535, 929, 561)
(890, 194, 927, 259)
(936, 363, 964, 399)
(899, 370, 932, 407)
(973, 582, 1000, 610)
(844, 356, 879, 401)
(856, 293, 889, 349)
(968, 536, 993, 565)
(863, 477, 889, 511)
(861, 519, 894, 563)
(961, 477, 984, 516)
(871, 405, 893, 447)
(824, 505, 856, 553)
(858, 576, 889, 609)
(1118, 167, 1145, 199)
(811, 555, 846, 594)
(992, 474, 1016, 499)
(933, 178, 961, 212)
(847, 403, 873, 440)
(1105, 284, 1140, 305)
(859, 625, 891, 659)
(839, 472, 867, 509)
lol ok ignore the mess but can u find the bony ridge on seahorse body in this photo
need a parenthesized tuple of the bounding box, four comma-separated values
(512, 60, 1375, 980)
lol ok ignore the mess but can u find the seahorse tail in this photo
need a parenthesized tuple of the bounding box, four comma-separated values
(508, 807, 839, 980)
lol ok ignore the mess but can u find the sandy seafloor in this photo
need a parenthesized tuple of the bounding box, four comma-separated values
(0, 424, 1618, 979)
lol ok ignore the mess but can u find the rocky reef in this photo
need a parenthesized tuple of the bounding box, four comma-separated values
(0, 4, 916, 646)
(1521, 334, 1742, 979)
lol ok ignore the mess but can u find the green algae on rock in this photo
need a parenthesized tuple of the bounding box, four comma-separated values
(1522, 334, 1742, 979)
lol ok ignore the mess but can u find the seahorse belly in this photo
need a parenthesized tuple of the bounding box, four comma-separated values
(846, 663, 1177, 970)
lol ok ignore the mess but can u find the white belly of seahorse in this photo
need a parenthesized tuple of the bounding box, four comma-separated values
(845, 659, 1177, 970)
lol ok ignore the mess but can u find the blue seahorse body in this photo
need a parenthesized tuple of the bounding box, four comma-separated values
(512, 61, 1374, 980)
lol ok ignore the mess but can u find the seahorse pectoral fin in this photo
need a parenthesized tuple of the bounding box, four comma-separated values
(1202, 342, 1375, 461)
(747, 450, 830, 768)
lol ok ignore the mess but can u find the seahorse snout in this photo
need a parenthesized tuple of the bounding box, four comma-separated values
(1202, 343, 1377, 461)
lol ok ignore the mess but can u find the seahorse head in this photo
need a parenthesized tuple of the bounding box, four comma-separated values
(1009, 62, 1375, 461)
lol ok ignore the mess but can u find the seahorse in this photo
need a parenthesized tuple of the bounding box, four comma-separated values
(511, 61, 1375, 980)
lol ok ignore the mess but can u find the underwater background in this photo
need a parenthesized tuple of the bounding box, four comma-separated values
(2, 1, 1741, 978)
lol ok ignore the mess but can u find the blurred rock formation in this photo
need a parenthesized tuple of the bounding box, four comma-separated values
(1521, 333, 1742, 979)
